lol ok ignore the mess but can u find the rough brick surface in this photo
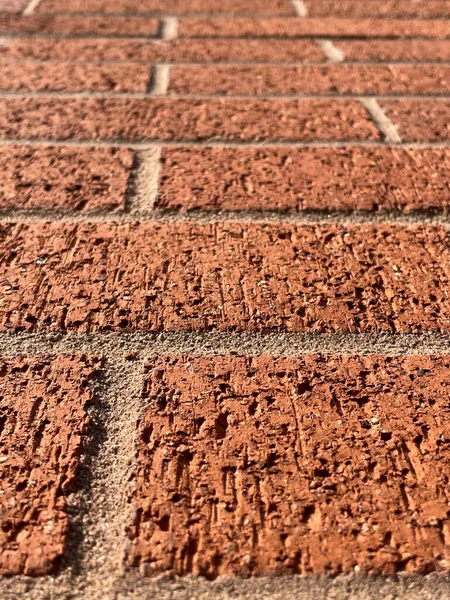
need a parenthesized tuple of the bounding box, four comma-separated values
(0, 97, 379, 142)
(380, 101, 450, 142)
(0, 145, 133, 211)
(0, 61, 151, 92)
(1, 0, 450, 587)
(178, 18, 450, 40)
(168, 65, 450, 95)
(157, 147, 450, 213)
(0, 0, 28, 12)
(0, 14, 159, 35)
(0, 355, 100, 575)
(0, 38, 324, 62)
(37, 0, 295, 14)
(305, 0, 450, 19)
(130, 355, 450, 577)
(337, 40, 450, 62)
(0, 223, 449, 333)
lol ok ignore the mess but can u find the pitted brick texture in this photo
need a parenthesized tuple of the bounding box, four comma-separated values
(0, 62, 151, 92)
(1, 0, 450, 585)
(0, 38, 324, 63)
(130, 355, 450, 577)
(0, 145, 133, 211)
(0, 223, 449, 333)
(0, 97, 379, 142)
(157, 147, 450, 213)
(380, 101, 450, 142)
(0, 355, 100, 575)
(37, 0, 295, 14)
(169, 65, 450, 96)
(305, 0, 450, 19)
(0, 15, 159, 35)
(337, 40, 450, 62)
(178, 18, 450, 40)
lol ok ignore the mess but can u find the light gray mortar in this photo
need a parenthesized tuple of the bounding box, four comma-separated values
(0, 208, 450, 226)
(1, 137, 450, 149)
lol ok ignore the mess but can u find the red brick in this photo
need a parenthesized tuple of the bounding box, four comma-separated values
(305, 0, 450, 18)
(0, 97, 379, 142)
(37, 0, 295, 14)
(130, 355, 450, 577)
(178, 17, 450, 39)
(169, 64, 450, 95)
(0, 14, 159, 36)
(0, 145, 133, 211)
(380, 100, 450, 142)
(0, 0, 28, 12)
(0, 61, 151, 91)
(0, 222, 449, 333)
(337, 40, 450, 62)
(0, 37, 324, 62)
(0, 355, 100, 575)
(157, 147, 450, 213)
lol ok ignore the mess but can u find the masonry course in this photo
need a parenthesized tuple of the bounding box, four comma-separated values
(0, 97, 380, 141)
(1, 222, 449, 333)
(0, 38, 325, 62)
(37, 0, 296, 14)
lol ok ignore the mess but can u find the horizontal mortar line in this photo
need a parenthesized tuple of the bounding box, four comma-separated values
(1, 90, 449, 99)
(1, 331, 450, 357)
(1, 208, 450, 227)
(1, 137, 449, 149)
(3, 59, 450, 67)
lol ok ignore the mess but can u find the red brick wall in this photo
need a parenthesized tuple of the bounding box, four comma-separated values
(1, 0, 450, 597)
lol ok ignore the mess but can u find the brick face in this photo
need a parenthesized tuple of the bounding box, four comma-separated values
(380, 101, 450, 142)
(305, 0, 450, 19)
(0, 98, 380, 142)
(0, 223, 449, 333)
(0, 15, 160, 35)
(178, 18, 450, 39)
(337, 40, 450, 62)
(0, 145, 133, 211)
(0, 38, 325, 62)
(0, 0, 28, 12)
(0, 355, 100, 575)
(130, 355, 450, 577)
(37, 0, 295, 14)
(157, 147, 450, 213)
(168, 65, 450, 95)
(0, 61, 151, 92)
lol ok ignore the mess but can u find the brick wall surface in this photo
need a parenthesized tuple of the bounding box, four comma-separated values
(1, 0, 450, 599)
